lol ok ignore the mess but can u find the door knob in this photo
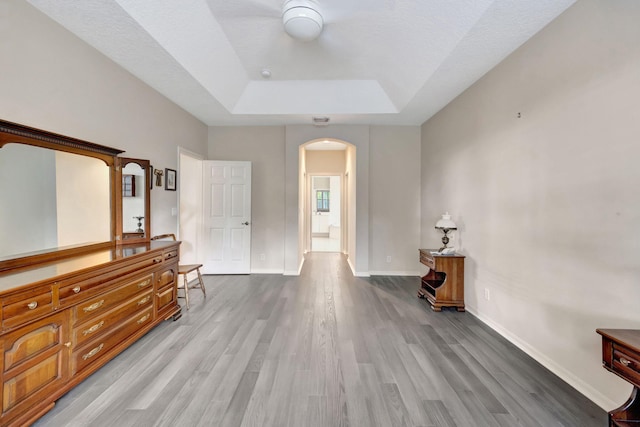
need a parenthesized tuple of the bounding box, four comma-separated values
(242, 221, 250, 225)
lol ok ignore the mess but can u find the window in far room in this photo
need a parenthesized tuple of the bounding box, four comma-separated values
(123, 174, 135, 197)
(316, 190, 329, 212)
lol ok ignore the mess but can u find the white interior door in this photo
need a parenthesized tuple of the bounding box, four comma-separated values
(202, 161, 251, 274)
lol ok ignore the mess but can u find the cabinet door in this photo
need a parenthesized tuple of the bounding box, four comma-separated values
(0, 311, 69, 424)
(155, 264, 178, 318)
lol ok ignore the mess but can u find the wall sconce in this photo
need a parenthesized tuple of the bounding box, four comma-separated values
(435, 212, 457, 251)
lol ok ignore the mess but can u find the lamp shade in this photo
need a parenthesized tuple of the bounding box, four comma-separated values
(283, 0, 323, 42)
(435, 212, 457, 230)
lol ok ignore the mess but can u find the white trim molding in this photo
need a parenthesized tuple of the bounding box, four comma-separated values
(369, 271, 420, 277)
(466, 304, 618, 412)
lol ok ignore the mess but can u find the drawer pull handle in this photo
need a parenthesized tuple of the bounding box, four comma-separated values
(153, 257, 163, 264)
(165, 253, 175, 259)
(83, 320, 105, 336)
(137, 314, 151, 324)
(83, 300, 105, 312)
(82, 343, 104, 360)
(620, 357, 632, 367)
(137, 296, 151, 306)
(27, 301, 38, 310)
(138, 278, 151, 288)
(64, 342, 71, 348)
(72, 286, 81, 294)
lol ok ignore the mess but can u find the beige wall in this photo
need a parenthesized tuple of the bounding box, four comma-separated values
(370, 126, 421, 274)
(421, 0, 640, 409)
(208, 125, 421, 276)
(306, 150, 346, 174)
(0, 0, 208, 238)
(208, 126, 286, 273)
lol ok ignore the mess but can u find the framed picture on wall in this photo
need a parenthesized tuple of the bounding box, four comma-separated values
(165, 168, 177, 191)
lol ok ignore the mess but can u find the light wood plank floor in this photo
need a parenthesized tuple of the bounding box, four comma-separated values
(35, 253, 605, 427)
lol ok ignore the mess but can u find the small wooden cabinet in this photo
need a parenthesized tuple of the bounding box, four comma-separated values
(596, 329, 640, 426)
(0, 241, 181, 426)
(417, 249, 465, 312)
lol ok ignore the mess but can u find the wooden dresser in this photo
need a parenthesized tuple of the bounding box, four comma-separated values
(417, 249, 465, 312)
(597, 329, 640, 427)
(0, 241, 181, 426)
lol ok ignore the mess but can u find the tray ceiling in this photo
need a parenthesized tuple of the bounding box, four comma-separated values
(27, 0, 575, 126)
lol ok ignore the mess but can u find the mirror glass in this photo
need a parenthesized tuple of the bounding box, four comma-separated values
(121, 161, 147, 239)
(0, 143, 110, 259)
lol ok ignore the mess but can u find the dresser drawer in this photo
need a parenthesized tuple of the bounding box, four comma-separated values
(58, 255, 158, 306)
(73, 290, 153, 347)
(156, 285, 176, 314)
(2, 286, 54, 330)
(72, 306, 153, 374)
(164, 249, 179, 262)
(74, 273, 153, 324)
(612, 343, 640, 388)
(156, 267, 177, 290)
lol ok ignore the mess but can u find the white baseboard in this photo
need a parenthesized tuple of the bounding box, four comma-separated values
(369, 271, 420, 277)
(283, 258, 305, 276)
(250, 269, 284, 275)
(346, 257, 370, 277)
(347, 258, 356, 275)
(466, 304, 617, 411)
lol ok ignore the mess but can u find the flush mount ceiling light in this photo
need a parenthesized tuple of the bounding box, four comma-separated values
(283, 0, 323, 42)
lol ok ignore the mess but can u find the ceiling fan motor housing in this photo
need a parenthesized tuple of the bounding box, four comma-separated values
(282, 0, 323, 41)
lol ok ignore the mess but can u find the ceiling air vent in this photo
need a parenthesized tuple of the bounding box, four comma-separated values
(312, 116, 330, 126)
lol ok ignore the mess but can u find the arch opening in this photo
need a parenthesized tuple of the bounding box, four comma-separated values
(299, 138, 355, 266)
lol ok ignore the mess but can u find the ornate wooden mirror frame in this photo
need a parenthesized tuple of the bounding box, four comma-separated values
(0, 119, 133, 271)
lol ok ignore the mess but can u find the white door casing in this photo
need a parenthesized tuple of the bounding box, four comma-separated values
(201, 161, 251, 274)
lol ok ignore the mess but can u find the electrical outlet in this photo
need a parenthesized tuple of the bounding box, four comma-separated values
(260, 253, 266, 261)
(484, 288, 490, 301)
(386, 255, 392, 263)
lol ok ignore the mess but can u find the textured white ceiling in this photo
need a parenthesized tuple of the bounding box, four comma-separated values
(26, 0, 575, 126)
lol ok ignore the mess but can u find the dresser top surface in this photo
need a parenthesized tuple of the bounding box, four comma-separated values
(0, 241, 178, 294)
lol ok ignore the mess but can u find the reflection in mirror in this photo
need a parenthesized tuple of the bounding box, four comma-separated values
(119, 158, 150, 243)
(0, 143, 110, 259)
(122, 162, 146, 238)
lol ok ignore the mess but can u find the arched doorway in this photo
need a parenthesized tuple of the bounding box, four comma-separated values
(284, 126, 369, 277)
(300, 139, 354, 259)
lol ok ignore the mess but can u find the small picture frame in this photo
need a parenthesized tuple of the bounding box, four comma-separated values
(165, 168, 177, 191)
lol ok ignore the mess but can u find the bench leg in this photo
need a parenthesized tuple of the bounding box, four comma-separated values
(197, 269, 206, 297)
(183, 274, 190, 310)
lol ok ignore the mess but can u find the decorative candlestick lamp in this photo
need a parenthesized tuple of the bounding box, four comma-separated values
(435, 212, 457, 252)
(133, 216, 144, 233)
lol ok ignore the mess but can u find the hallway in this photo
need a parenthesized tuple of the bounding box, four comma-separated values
(311, 236, 340, 252)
